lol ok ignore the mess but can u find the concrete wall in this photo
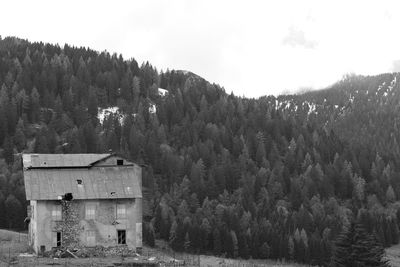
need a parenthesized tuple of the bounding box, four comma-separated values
(34, 200, 56, 253)
(28, 200, 38, 253)
(33, 198, 142, 253)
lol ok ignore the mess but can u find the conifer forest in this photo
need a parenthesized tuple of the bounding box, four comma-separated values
(0, 36, 399, 266)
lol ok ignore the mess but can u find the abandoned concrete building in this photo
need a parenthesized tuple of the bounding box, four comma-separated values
(22, 153, 142, 254)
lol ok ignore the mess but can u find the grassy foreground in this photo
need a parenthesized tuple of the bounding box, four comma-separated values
(0, 230, 310, 266)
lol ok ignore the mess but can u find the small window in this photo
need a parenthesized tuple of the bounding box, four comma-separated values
(117, 230, 126, 244)
(52, 205, 62, 221)
(77, 179, 83, 185)
(86, 230, 96, 246)
(63, 193, 73, 201)
(117, 159, 124, 165)
(117, 204, 126, 219)
(85, 204, 96, 220)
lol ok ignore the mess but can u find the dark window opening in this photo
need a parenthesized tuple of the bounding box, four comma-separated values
(63, 193, 73, 201)
(117, 230, 126, 244)
(56, 232, 61, 247)
(110, 192, 116, 196)
(77, 179, 82, 185)
(117, 159, 124, 166)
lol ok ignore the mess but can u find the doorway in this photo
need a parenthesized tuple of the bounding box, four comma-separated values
(117, 230, 126, 244)
(56, 232, 61, 247)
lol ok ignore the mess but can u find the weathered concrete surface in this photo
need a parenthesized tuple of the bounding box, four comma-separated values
(28, 200, 37, 248)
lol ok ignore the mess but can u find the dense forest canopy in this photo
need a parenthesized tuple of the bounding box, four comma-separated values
(0, 36, 399, 265)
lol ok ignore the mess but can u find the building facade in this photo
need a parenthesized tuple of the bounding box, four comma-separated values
(23, 154, 142, 254)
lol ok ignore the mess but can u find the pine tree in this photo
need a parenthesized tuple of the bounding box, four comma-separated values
(0, 105, 8, 145)
(184, 232, 191, 252)
(143, 222, 155, 247)
(213, 228, 222, 255)
(4, 194, 22, 229)
(29, 87, 40, 123)
(3, 136, 14, 165)
(330, 224, 353, 266)
(386, 185, 396, 202)
(351, 223, 389, 267)
(330, 221, 389, 267)
(87, 86, 99, 119)
(34, 129, 50, 153)
(13, 119, 26, 151)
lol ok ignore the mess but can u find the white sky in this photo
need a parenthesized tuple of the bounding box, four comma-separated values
(1, 0, 400, 97)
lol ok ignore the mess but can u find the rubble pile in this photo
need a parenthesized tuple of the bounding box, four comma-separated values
(50, 245, 140, 258)
(103, 245, 139, 257)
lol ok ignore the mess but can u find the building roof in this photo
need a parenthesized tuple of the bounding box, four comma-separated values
(22, 154, 112, 168)
(22, 154, 142, 200)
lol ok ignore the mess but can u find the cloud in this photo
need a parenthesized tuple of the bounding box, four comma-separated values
(392, 60, 400, 72)
(282, 26, 317, 49)
(2, 0, 400, 97)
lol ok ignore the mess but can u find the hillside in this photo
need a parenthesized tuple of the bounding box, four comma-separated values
(278, 73, 400, 159)
(0, 36, 398, 265)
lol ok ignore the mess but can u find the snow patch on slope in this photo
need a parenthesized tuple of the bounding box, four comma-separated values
(388, 77, 397, 92)
(98, 107, 125, 124)
(149, 104, 157, 114)
(158, 88, 168, 96)
(378, 82, 386, 91)
(303, 101, 316, 115)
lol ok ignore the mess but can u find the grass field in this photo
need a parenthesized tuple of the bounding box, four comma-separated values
(138, 241, 309, 267)
(0, 229, 27, 242)
(0, 229, 29, 266)
(186, 255, 308, 267)
(0, 229, 310, 266)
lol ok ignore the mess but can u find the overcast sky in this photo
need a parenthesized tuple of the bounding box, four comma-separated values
(1, 0, 400, 97)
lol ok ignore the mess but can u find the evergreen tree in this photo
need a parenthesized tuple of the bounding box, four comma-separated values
(330, 221, 389, 267)
(87, 86, 99, 119)
(143, 222, 155, 247)
(3, 136, 14, 165)
(4, 194, 22, 229)
(184, 232, 191, 252)
(29, 87, 40, 122)
(34, 129, 50, 153)
(13, 119, 26, 151)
